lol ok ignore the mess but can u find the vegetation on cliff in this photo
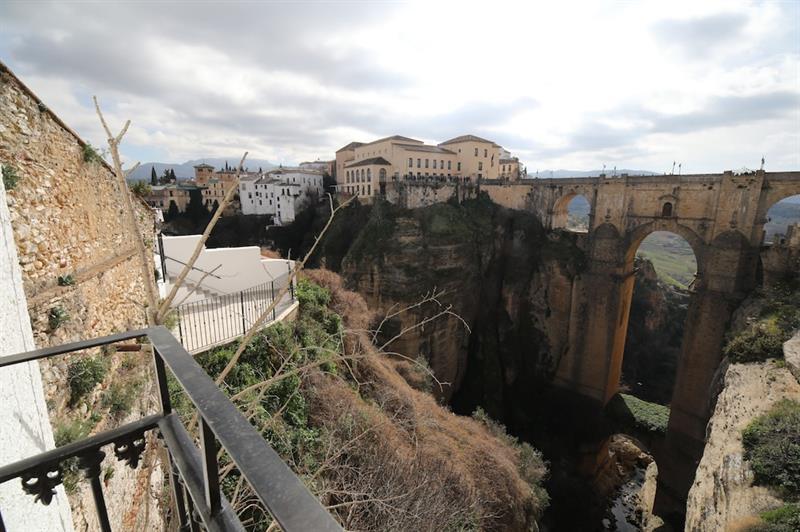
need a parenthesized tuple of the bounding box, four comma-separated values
(742, 399, 800, 500)
(724, 281, 800, 363)
(170, 271, 548, 530)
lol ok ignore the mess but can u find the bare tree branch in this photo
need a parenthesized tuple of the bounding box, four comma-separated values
(93, 96, 159, 325)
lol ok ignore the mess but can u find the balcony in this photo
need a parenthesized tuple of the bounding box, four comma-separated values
(0, 327, 341, 531)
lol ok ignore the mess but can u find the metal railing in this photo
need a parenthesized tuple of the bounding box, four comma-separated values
(174, 276, 295, 353)
(0, 327, 341, 532)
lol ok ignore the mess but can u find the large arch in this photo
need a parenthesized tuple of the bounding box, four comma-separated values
(623, 220, 706, 276)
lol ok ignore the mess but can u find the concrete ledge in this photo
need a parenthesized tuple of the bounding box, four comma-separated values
(784, 330, 800, 383)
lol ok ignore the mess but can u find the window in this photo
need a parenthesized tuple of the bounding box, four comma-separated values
(440, 160, 444, 169)
(408, 157, 413, 167)
(432, 160, 437, 169)
(367, 169, 371, 180)
(448, 161, 451, 170)
(367, 184, 371, 195)
(457, 162, 461, 171)
(425, 159, 429, 168)
(417, 158, 421, 168)
(474, 148, 478, 156)
(662, 202, 673, 217)
(484, 149, 488, 157)
(478, 162, 483, 171)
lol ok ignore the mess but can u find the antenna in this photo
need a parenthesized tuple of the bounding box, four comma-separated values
(678, 163, 682, 175)
(760, 156, 765, 171)
(671, 161, 676, 175)
(613, 165, 617, 177)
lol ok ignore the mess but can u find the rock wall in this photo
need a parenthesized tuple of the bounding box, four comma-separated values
(1, 62, 162, 530)
(684, 360, 800, 531)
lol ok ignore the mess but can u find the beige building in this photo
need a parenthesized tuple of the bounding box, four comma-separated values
(335, 134, 522, 200)
(499, 157, 521, 179)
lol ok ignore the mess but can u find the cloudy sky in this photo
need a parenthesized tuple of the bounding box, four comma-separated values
(1, 0, 798, 173)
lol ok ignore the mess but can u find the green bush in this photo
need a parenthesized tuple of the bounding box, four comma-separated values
(725, 283, 800, 363)
(102, 380, 142, 418)
(2, 164, 20, 190)
(749, 504, 800, 532)
(67, 356, 108, 405)
(57, 274, 76, 286)
(82, 143, 103, 163)
(742, 399, 800, 498)
(48, 306, 70, 330)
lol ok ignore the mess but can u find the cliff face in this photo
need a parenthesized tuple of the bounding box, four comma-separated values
(328, 198, 584, 429)
(684, 360, 800, 531)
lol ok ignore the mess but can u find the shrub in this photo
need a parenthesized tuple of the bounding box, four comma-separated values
(57, 274, 76, 286)
(742, 399, 800, 498)
(82, 143, 103, 163)
(129, 181, 151, 197)
(48, 306, 70, 330)
(102, 380, 143, 418)
(54, 417, 98, 493)
(725, 283, 800, 363)
(2, 164, 20, 190)
(67, 356, 108, 405)
(749, 504, 800, 532)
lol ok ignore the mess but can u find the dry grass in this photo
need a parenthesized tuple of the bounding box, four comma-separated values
(302, 268, 545, 531)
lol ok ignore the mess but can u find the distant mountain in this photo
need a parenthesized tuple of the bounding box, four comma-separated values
(529, 169, 659, 179)
(126, 157, 279, 181)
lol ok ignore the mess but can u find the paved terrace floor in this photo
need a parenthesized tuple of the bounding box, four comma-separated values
(173, 281, 297, 354)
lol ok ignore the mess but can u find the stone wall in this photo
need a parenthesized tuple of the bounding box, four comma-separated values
(383, 180, 476, 208)
(1, 62, 162, 530)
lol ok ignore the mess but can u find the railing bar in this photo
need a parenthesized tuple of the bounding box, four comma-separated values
(0, 415, 161, 483)
(88, 474, 112, 532)
(167, 451, 191, 531)
(0, 328, 150, 368)
(153, 348, 172, 415)
(149, 328, 341, 531)
(200, 419, 222, 516)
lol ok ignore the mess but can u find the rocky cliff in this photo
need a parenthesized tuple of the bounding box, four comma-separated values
(318, 197, 584, 432)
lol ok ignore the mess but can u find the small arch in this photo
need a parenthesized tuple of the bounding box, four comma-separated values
(661, 202, 673, 217)
(552, 192, 591, 232)
(763, 194, 800, 244)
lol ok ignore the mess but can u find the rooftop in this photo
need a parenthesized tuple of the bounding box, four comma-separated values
(361, 135, 423, 147)
(336, 141, 365, 153)
(438, 134, 498, 146)
(395, 143, 456, 155)
(345, 156, 392, 168)
(193, 163, 215, 169)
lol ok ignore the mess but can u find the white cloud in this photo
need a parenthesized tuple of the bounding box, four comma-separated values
(0, 0, 797, 171)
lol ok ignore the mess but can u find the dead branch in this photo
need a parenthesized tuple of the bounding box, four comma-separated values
(93, 96, 159, 325)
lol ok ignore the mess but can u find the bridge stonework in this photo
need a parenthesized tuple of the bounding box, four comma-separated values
(482, 170, 800, 510)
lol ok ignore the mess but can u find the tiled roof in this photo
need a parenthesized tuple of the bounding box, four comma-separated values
(361, 135, 423, 147)
(345, 157, 392, 168)
(395, 143, 455, 155)
(438, 134, 497, 146)
(336, 141, 365, 152)
(499, 157, 518, 164)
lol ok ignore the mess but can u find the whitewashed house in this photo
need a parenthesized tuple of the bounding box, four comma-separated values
(239, 168, 324, 225)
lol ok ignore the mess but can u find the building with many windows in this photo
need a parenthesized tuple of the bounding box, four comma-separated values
(335, 134, 522, 200)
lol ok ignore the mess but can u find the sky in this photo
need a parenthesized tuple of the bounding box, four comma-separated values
(1, 0, 798, 173)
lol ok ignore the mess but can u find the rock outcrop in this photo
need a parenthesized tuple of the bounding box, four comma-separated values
(684, 360, 800, 531)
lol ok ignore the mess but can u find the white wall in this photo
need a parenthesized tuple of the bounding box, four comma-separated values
(0, 178, 74, 531)
(160, 235, 295, 302)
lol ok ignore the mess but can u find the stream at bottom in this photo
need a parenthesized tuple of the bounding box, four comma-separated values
(603, 466, 647, 531)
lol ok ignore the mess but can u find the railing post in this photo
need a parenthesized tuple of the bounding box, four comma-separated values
(78, 450, 112, 532)
(153, 347, 172, 415)
(239, 291, 246, 335)
(199, 419, 221, 516)
(271, 281, 276, 320)
(158, 232, 167, 280)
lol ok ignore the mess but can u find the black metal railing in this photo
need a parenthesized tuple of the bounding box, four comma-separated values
(0, 327, 341, 532)
(174, 276, 295, 353)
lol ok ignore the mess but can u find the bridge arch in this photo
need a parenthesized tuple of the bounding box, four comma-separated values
(623, 220, 706, 276)
(552, 191, 592, 231)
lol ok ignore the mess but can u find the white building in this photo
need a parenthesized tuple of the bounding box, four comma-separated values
(239, 168, 323, 225)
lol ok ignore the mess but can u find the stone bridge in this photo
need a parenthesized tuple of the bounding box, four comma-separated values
(482, 170, 800, 509)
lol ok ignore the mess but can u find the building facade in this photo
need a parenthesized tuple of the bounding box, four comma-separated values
(239, 167, 324, 225)
(335, 134, 523, 201)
